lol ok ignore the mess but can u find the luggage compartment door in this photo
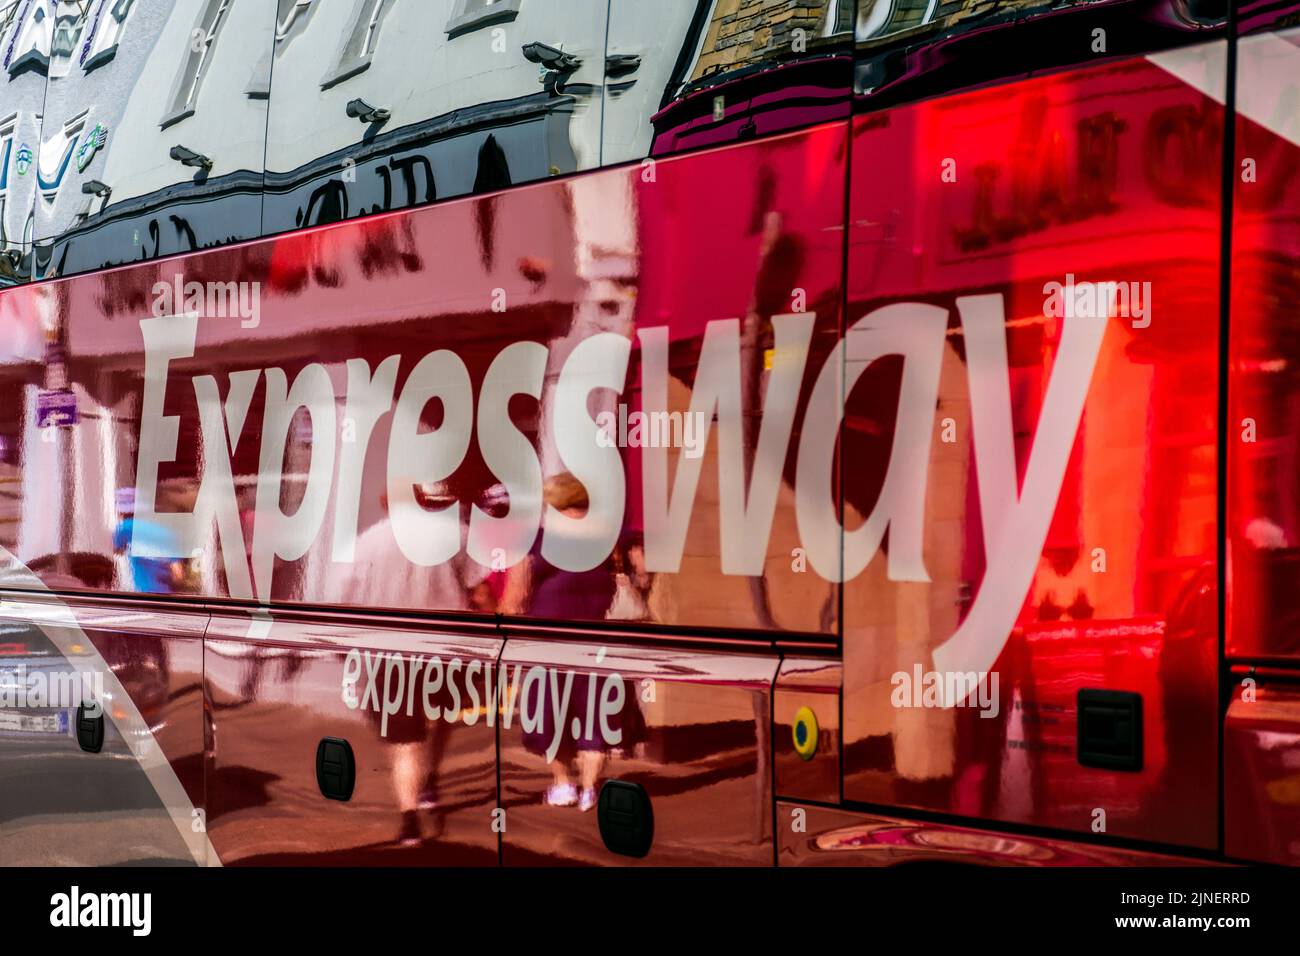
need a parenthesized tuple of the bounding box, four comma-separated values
(205, 610, 501, 865)
(499, 636, 778, 865)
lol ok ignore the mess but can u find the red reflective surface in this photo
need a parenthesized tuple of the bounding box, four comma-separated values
(1225, 679, 1300, 865)
(773, 656, 840, 804)
(4, 24, 1300, 867)
(204, 609, 500, 865)
(0, 122, 847, 635)
(1220, 10, 1300, 871)
(499, 636, 776, 865)
(0, 594, 205, 865)
(840, 49, 1224, 848)
(777, 802, 1216, 867)
(1228, 24, 1300, 663)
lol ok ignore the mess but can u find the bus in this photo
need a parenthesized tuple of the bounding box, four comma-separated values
(0, 0, 1293, 868)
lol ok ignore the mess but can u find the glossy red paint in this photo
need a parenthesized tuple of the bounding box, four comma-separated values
(774, 656, 840, 804)
(777, 802, 1217, 867)
(1225, 680, 1300, 865)
(841, 49, 1224, 849)
(1, 120, 847, 867)
(498, 635, 776, 866)
(1, 122, 847, 634)
(203, 609, 501, 865)
(3, 26, 1299, 869)
(1227, 25, 1300, 663)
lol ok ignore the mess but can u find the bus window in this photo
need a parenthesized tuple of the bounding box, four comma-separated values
(0, 0, 46, 286)
(33, 0, 274, 280)
(854, 0, 1228, 112)
(603, 0, 856, 164)
(261, 0, 609, 238)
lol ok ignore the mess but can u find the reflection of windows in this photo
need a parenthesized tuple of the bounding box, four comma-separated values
(277, 0, 315, 44)
(161, 0, 232, 128)
(51, 2, 89, 63)
(0, 116, 14, 191)
(0, 115, 14, 247)
(446, 0, 521, 39)
(857, 0, 1024, 41)
(81, 0, 136, 71)
(5, 0, 53, 76)
(38, 109, 85, 197)
(320, 0, 391, 89)
(821, 0, 857, 36)
(0, 1, 19, 36)
(250, 0, 315, 97)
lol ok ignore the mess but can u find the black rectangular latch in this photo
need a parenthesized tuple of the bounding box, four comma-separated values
(597, 780, 653, 858)
(316, 737, 355, 801)
(1076, 689, 1142, 771)
(76, 702, 104, 753)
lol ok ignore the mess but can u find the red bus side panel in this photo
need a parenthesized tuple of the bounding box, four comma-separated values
(840, 48, 1225, 849)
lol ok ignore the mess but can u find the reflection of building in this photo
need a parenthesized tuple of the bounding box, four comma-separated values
(0, 0, 873, 283)
(262, 0, 611, 235)
(647, 0, 855, 156)
(0, 0, 49, 284)
(37, 0, 270, 278)
(857, 0, 1044, 42)
(688, 0, 852, 81)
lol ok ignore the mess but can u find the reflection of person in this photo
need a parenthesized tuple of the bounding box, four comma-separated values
(332, 489, 489, 612)
(527, 672, 608, 812)
(111, 488, 186, 593)
(501, 472, 645, 809)
(500, 473, 616, 620)
(326, 488, 490, 847)
(606, 539, 649, 621)
(521, 670, 648, 812)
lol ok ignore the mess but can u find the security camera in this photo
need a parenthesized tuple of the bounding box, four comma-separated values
(346, 98, 391, 124)
(169, 145, 212, 171)
(81, 179, 111, 198)
(605, 53, 641, 78)
(522, 42, 582, 94)
(522, 41, 581, 72)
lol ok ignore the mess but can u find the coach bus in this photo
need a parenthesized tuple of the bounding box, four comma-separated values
(0, 0, 1295, 867)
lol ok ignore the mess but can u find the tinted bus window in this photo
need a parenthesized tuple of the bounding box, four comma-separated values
(854, 0, 1227, 111)
(0, 0, 47, 285)
(33, 0, 274, 279)
(262, 0, 609, 236)
(603, 0, 856, 163)
(1239, 0, 1300, 34)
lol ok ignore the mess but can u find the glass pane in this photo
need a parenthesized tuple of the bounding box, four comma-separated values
(603, 0, 856, 164)
(0, 0, 47, 285)
(33, 0, 273, 279)
(262, 0, 607, 236)
(855, 0, 1228, 109)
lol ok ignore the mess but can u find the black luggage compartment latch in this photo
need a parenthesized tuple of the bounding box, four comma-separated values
(1077, 689, 1143, 772)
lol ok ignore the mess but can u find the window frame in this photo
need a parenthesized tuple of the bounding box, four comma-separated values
(445, 0, 521, 40)
(0, 114, 16, 247)
(276, 0, 314, 43)
(80, 0, 136, 73)
(50, 1, 90, 67)
(319, 0, 392, 90)
(160, 0, 233, 129)
(5, 0, 53, 77)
